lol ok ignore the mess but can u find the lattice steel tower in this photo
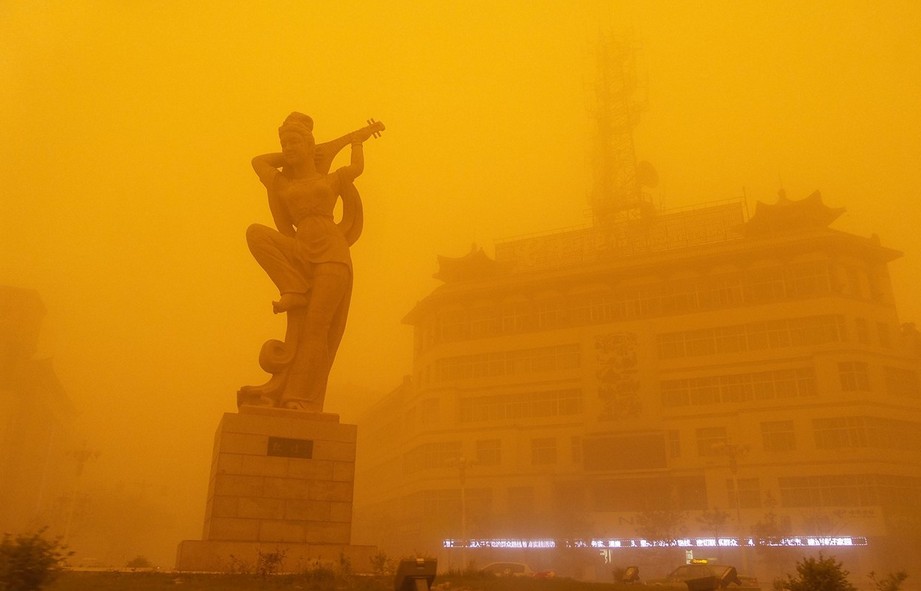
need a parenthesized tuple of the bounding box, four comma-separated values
(589, 32, 657, 227)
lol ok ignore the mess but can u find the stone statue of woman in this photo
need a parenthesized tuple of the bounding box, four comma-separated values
(238, 113, 384, 412)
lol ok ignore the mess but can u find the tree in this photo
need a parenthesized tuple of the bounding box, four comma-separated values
(753, 493, 796, 576)
(697, 507, 731, 539)
(781, 553, 856, 591)
(0, 529, 72, 591)
(868, 571, 909, 591)
(635, 507, 687, 543)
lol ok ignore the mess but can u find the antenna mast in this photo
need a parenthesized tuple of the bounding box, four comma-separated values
(590, 32, 656, 227)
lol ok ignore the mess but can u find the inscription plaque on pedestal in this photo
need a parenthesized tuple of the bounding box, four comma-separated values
(267, 437, 313, 459)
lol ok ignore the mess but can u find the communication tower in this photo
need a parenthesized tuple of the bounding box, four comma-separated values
(589, 32, 657, 227)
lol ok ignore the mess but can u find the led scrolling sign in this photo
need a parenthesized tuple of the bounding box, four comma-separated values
(443, 536, 869, 550)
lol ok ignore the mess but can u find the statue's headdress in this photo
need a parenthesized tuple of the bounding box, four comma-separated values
(278, 112, 314, 139)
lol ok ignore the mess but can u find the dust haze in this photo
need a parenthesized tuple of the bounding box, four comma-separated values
(2, 0, 920, 569)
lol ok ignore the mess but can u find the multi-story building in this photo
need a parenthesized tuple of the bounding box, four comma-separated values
(352, 192, 921, 578)
(0, 286, 77, 534)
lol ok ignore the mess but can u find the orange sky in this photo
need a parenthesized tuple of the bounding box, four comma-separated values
(2, 0, 920, 563)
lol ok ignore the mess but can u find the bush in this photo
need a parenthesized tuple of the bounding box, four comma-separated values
(868, 571, 909, 591)
(125, 555, 154, 569)
(370, 551, 393, 576)
(781, 553, 856, 591)
(0, 529, 72, 591)
(255, 548, 286, 578)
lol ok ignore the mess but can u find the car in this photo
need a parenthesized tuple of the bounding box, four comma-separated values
(649, 561, 759, 591)
(480, 562, 555, 578)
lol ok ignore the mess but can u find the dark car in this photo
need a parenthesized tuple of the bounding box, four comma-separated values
(650, 562, 759, 591)
(480, 562, 555, 578)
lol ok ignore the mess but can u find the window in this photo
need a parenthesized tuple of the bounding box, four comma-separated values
(728, 477, 762, 509)
(416, 489, 459, 518)
(469, 307, 500, 338)
(785, 262, 831, 297)
(761, 420, 796, 452)
(402, 441, 462, 475)
(657, 315, 844, 360)
(778, 474, 889, 508)
(814, 416, 921, 451)
(743, 269, 785, 303)
(437, 344, 581, 383)
(667, 430, 681, 458)
(657, 333, 685, 359)
(660, 367, 816, 408)
(661, 379, 689, 406)
(855, 318, 869, 344)
(571, 436, 582, 464)
(459, 389, 583, 423)
(720, 374, 753, 403)
(814, 417, 865, 449)
(838, 361, 870, 392)
(696, 427, 727, 457)
(590, 476, 708, 511)
(688, 377, 720, 405)
(531, 438, 557, 465)
(686, 329, 716, 356)
(714, 326, 746, 354)
(767, 320, 792, 348)
(476, 439, 501, 466)
(583, 434, 668, 471)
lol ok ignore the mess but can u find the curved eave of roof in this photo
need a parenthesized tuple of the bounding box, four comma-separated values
(744, 190, 845, 236)
(432, 246, 511, 283)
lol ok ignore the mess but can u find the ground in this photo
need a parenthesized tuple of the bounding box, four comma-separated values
(47, 571, 637, 591)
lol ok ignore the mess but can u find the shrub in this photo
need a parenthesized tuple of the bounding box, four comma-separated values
(255, 548, 286, 578)
(301, 561, 337, 582)
(125, 555, 154, 569)
(781, 553, 856, 591)
(227, 553, 251, 575)
(370, 551, 393, 576)
(0, 529, 72, 591)
(868, 571, 909, 591)
(338, 552, 353, 577)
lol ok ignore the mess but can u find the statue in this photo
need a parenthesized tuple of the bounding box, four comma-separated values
(238, 113, 384, 412)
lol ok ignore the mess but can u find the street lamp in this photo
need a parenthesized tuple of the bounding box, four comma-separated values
(713, 442, 749, 571)
(449, 456, 476, 571)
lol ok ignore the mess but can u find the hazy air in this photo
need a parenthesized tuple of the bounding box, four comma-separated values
(1, 0, 919, 566)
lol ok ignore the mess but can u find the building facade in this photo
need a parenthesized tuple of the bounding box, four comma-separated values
(352, 193, 921, 578)
(0, 286, 77, 534)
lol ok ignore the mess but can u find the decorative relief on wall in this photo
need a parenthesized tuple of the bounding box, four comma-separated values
(595, 332, 640, 420)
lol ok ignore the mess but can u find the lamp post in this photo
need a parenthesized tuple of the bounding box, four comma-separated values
(450, 456, 475, 571)
(714, 442, 749, 572)
(64, 441, 99, 544)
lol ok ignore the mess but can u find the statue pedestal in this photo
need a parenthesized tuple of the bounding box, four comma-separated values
(175, 406, 375, 572)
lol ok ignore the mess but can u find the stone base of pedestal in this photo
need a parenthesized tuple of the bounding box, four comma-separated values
(176, 406, 375, 572)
